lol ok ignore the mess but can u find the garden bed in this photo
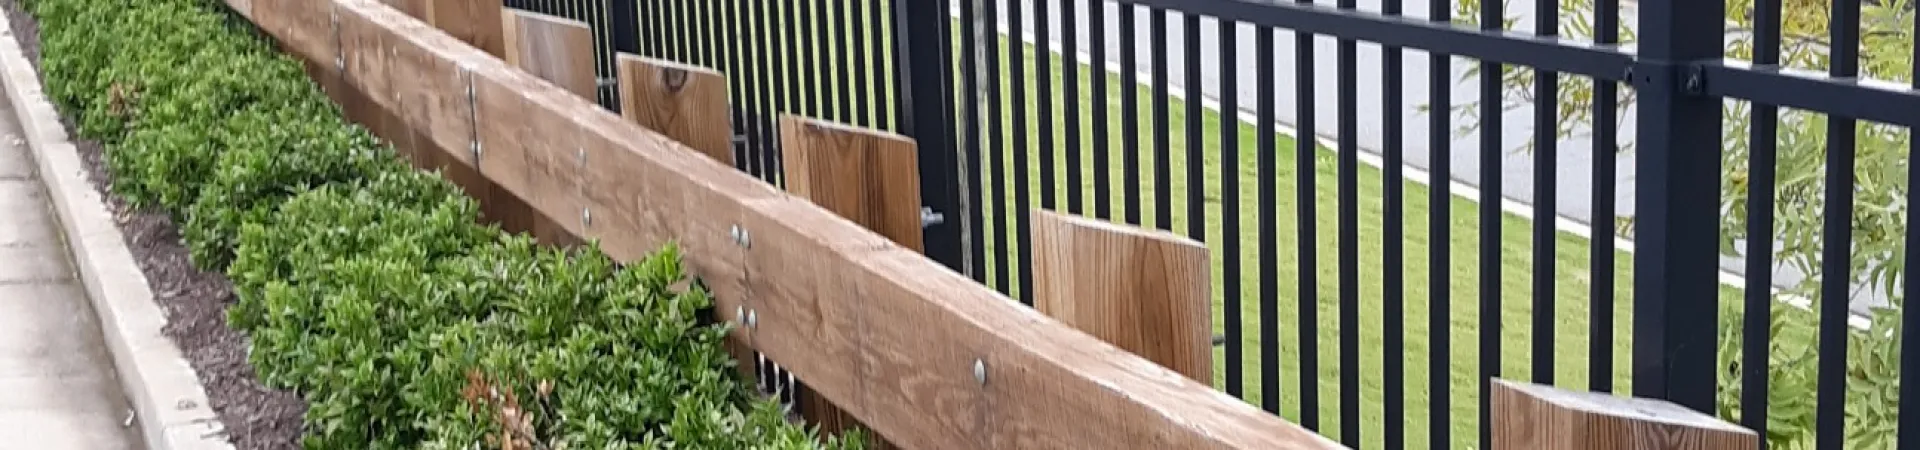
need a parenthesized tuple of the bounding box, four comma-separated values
(0, 1, 306, 448)
(4, 0, 852, 448)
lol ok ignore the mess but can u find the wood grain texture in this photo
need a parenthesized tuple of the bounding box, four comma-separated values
(248, 0, 333, 63)
(1029, 210, 1212, 382)
(501, 9, 597, 99)
(616, 54, 733, 165)
(1491, 379, 1756, 450)
(779, 114, 924, 252)
(236, 1, 1347, 448)
(775, 114, 917, 448)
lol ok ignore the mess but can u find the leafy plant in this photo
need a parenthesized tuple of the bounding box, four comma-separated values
(1448, 0, 1912, 446)
(26, 0, 857, 447)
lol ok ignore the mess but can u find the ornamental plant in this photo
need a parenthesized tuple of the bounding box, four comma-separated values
(24, 0, 860, 447)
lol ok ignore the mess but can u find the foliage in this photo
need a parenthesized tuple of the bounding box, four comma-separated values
(1447, 0, 1910, 447)
(24, 0, 858, 447)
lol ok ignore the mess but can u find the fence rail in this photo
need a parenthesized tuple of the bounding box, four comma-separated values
(273, 0, 1919, 448)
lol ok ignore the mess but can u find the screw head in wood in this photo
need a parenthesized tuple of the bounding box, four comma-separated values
(582, 208, 592, 228)
(973, 359, 987, 385)
(746, 309, 759, 329)
(730, 225, 751, 248)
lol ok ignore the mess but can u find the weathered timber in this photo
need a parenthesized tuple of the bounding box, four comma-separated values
(1031, 210, 1212, 382)
(616, 54, 733, 165)
(1492, 380, 1756, 450)
(237, 0, 1345, 448)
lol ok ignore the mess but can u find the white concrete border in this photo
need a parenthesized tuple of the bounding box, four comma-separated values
(0, 11, 233, 450)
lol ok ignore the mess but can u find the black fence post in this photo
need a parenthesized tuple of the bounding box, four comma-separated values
(1630, 0, 1724, 414)
(892, 0, 967, 272)
(610, 0, 640, 55)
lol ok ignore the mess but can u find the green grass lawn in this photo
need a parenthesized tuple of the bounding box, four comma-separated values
(673, 5, 1763, 448)
(964, 33, 1644, 449)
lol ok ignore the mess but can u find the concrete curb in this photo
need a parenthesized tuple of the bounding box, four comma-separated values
(0, 10, 233, 450)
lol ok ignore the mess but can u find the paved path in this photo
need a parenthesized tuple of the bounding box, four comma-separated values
(0, 93, 141, 449)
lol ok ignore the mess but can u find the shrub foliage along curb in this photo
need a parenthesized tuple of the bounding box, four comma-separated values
(25, 0, 861, 447)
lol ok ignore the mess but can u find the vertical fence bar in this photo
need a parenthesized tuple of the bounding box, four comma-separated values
(611, 0, 640, 112)
(1008, 0, 1035, 301)
(961, 0, 986, 282)
(1380, 0, 1405, 444)
(1063, 0, 1084, 215)
(799, 0, 820, 116)
(1334, 0, 1360, 442)
(1256, 22, 1280, 415)
(1219, 17, 1244, 399)
(985, 0, 1010, 292)
(1632, 0, 1724, 417)
(1037, 0, 1057, 212)
(1590, 0, 1619, 395)
(868, 0, 888, 129)
(812, 0, 831, 116)
(1739, 0, 1778, 436)
(1902, 9, 1920, 450)
(722, 0, 751, 172)
(1476, 0, 1505, 443)
(698, 0, 717, 69)
(1427, 0, 1453, 441)
(893, 0, 965, 273)
(1092, 1, 1112, 220)
(830, 0, 852, 123)
(1294, 1, 1321, 430)
(850, 0, 873, 127)
(1530, 0, 1559, 387)
(1183, 12, 1204, 241)
(1120, 2, 1141, 226)
(1815, 0, 1860, 446)
(1149, 8, 1171, 230)
(756, 0, 781, 182)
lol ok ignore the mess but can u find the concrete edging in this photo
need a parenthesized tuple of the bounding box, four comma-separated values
(0, 10, 233, 450)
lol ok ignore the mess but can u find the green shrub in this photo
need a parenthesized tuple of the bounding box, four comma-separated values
(27, 0, 858, 447)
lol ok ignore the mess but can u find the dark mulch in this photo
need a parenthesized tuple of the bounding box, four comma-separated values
(0, 3, 305, 449)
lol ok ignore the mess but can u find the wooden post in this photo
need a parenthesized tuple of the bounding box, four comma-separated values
(778, 114, 917, 449)
(615, 54, 733, 165)
(1492, 379, 1757, 450)
(1029, 210, 1212, 382)
(496, 8, 597, 246)
(501, 9, 597, 98)
(778, 114, 923, 249)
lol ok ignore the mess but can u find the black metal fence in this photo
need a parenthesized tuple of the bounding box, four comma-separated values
(505, 0, 1919, 448)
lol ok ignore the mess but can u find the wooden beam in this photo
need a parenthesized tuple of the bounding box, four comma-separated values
(244, 1, 1346, 448)
(1029, 210, 1212, 382)
(1492, 379, 1756, 450)
(616, 54, 733, 166)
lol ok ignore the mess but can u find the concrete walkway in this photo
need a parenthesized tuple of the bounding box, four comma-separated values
(0, 93, 141, 449)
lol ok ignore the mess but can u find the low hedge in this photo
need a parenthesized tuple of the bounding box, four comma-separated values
(24, 0, 860, 448)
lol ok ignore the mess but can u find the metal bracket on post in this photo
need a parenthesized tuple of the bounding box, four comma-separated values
(464, 68, 482, 162)
(1681, 64, 1706, 96)
(920, 207, 946, 228)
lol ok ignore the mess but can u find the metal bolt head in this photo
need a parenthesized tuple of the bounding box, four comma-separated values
(735, 306, 745, 324)
(746, 309, 759, 329)
(582, 208, 592, 227)
(730, 225, 751, 247)
(973, 359, 987, 385)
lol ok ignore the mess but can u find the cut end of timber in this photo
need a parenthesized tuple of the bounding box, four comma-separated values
(1495, 380, 1751, 435)
(1029, 209, 1207, 252)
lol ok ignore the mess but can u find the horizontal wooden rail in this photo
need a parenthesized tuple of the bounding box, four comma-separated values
(233, 0, 1342, 448)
